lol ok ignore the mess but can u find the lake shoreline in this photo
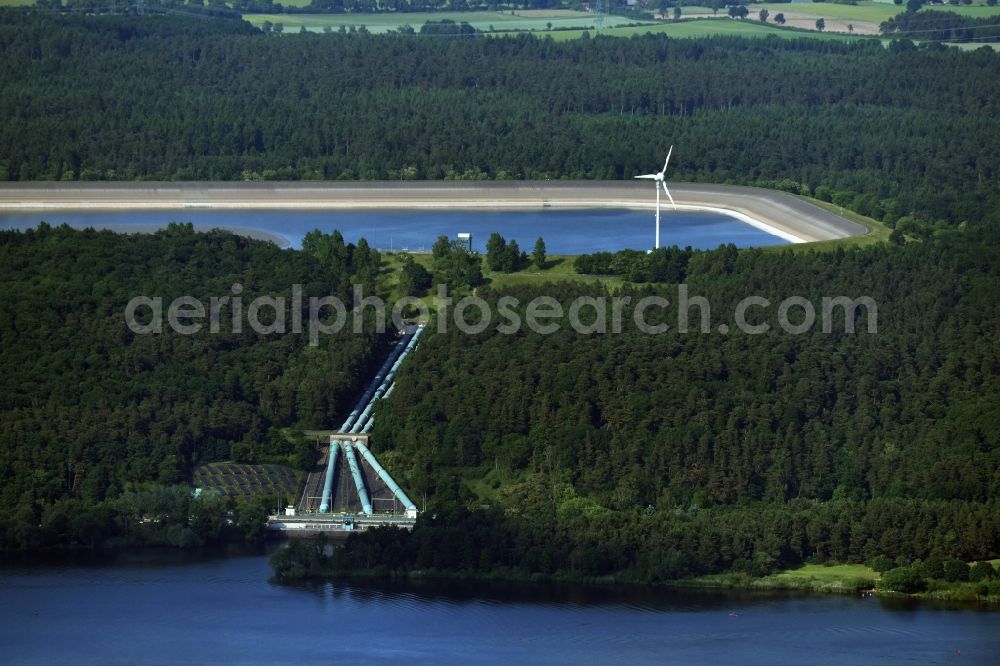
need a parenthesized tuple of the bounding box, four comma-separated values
(8, 551, 1000, 664)
(270, 558, 1000, 608)
(0, 181, 872, 244)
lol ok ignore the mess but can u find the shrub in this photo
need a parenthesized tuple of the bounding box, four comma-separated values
(917, 555, 945, 580)
(942, 558, 969, 583)
(969, 561, 997, 583)
(877, 567, 927, 594)
(871, 555, 893, 573)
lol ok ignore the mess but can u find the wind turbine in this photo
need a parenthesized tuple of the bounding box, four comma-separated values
(634, 146, 676, 250)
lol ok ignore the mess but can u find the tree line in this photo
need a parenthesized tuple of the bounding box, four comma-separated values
(881, 10, 1000, 42)
(274, 499, 1000, 586)
(575, 246, 693, 282)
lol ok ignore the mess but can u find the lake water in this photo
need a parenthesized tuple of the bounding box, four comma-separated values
(0, 208, 788, 253)
(1, 549, 998, 665)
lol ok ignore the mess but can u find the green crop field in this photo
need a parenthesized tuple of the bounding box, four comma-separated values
(757, 1, 1000, 23)
(244, 9, 648, 34)
(242, 5, 1000, 42)
(550, 18, 867, 41)
(757, 2, 903, 23)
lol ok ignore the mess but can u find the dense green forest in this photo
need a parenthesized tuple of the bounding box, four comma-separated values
(0, 224, 390, 548)
(2, 12, 999, 587)
(1, 12, 999, 230)
(288, 225, 1000, 582)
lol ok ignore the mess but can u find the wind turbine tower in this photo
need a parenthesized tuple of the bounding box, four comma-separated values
(634, 146, 676, 250)
(594, 0, 609, 34)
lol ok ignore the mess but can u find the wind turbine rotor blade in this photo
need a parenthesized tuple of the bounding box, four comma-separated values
(661, 145, 673, 174)
(635, 174, 658, 179)
(662, 181, 676, 209)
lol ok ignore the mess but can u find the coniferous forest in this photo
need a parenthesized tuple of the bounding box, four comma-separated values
(1, 12, 999, 231)
(0, 224, 389, 547)
(333, 227, 1000, 582)
(0, 12, 998, 588)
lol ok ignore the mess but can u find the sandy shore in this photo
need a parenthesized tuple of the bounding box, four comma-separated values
(0, 181, 870, 244)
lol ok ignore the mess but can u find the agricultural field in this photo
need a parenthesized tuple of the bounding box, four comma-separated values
(243, 2, 1000, 38)
(243, 9, 648, 34)
(549, 18, 868, 41)
(194, 462, 302, 501)
(758, 1, 904, 23)
(753, 1, 1000, 35)
(762, 0, 1000, 21)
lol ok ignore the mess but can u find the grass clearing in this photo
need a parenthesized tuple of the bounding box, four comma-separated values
(683, 563, 879, 593)
(486, 254, 625, 289)
(379, 250, 624, 307)
(768, 563, 878, 584)
(683, 562, 1000, 600)
(379, 251, 435, 316)
(759, 563, 879, 593)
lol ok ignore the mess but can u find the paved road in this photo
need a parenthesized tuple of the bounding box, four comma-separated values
(0, 181, 869, 243)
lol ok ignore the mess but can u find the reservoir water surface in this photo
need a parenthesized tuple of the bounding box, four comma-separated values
(0, 208, 788, 253)
(1, 549, 998, 665)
